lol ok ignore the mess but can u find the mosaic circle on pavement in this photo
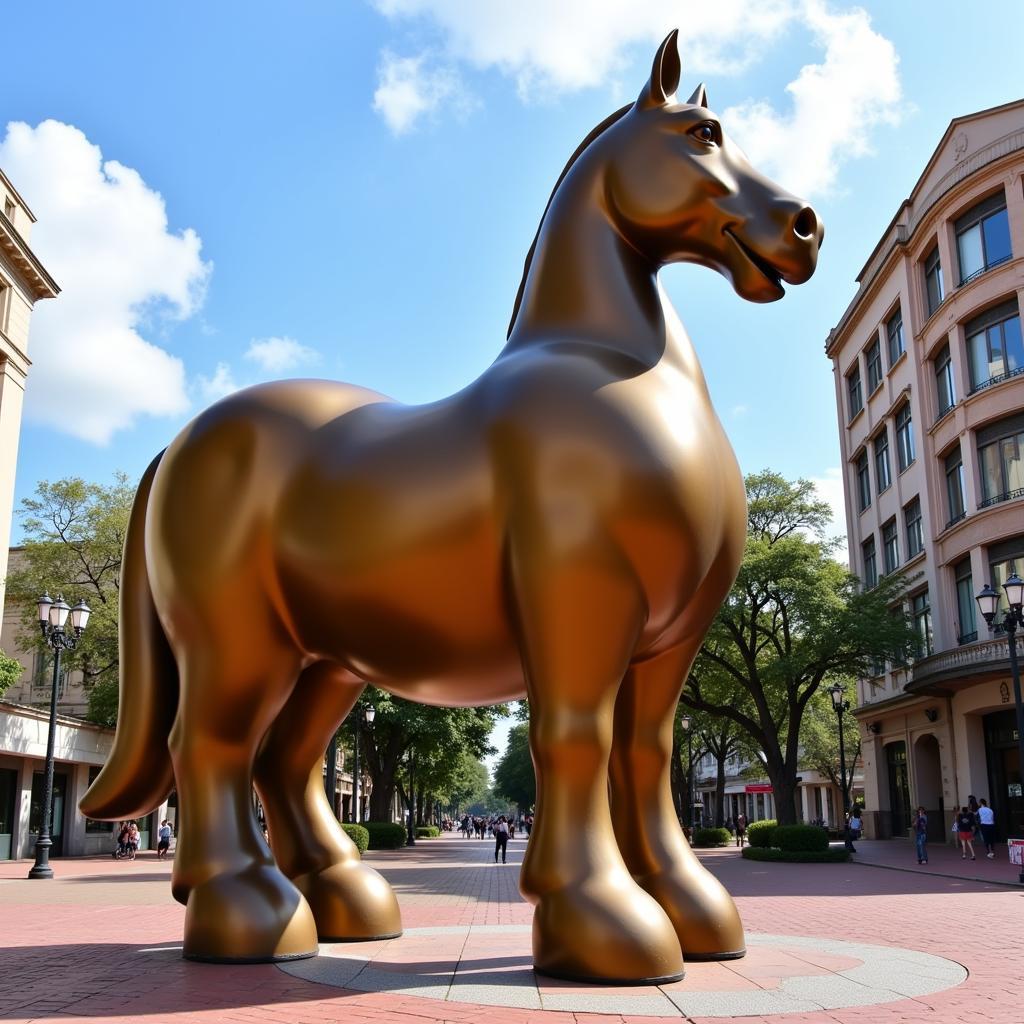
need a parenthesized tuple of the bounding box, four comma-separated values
(277, 925, 968, 1018)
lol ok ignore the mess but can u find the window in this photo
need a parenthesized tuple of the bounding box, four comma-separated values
(904, 497, 924, 558)
(855, 449, 871, 512)
(956, 192, 1011, 285)
(862, 535, 878, 588)
(912, 589, 933, 656)
(896, 403, 915, 471)
(935, 344, 955, 416)
(887, 306, 905, 366)
(882, 518, 899, 574)
(2, 198, 13, 220)
(847, 365, 863, 420)
(989, 537, 1024, 619)
(85, 766, 114, 833)
(954, 559, 976, 644)
(0, 278, 9, 334)
(866, 339, 883, 393)
(966, 301, 1023, 392)
(977, 414, 1024, 507)
(944, 445, 966, 526)
(924, 245, 944, 316)
(873, 429, 892, 493)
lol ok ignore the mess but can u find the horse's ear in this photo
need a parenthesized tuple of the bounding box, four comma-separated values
(687, 83, 708, 108)
(639, 29, 681, 108)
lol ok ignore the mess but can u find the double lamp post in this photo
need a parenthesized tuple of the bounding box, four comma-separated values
(28, 592, 90, 880)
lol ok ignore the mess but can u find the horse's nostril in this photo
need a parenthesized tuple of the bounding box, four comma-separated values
(793, 206, 818, 240)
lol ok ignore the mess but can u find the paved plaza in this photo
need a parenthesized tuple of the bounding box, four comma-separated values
(1, 833, 1021, 1023)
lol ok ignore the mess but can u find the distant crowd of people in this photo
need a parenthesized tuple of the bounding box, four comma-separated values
(111, 818, 173, 861)
(915, 794, 998, 865)
(459, 812, 534, 863)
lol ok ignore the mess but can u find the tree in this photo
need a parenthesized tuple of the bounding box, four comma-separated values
(800, 683, 862, 811)
(684, 470, 917, 824)
(493, 722, 535, 809)
(0, 650, 22, 698)
(5, 475, 134, 725)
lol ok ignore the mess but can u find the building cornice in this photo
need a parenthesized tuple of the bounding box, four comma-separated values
(0, 168, 37, 223)
(0, 698, 112, 734)
(0, 212, 59, 301)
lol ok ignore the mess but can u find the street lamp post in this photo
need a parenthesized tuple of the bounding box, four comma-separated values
(406, 746, 416, 846)
(976, 573, 1024, 884)
(829, 681, 855, 853)
(28, 593, 90, 880)
(680, 714, 693, 829)
(352, 704, 376, 824)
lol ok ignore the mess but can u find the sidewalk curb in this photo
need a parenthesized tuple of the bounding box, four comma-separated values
(848, 856, 1024, 890)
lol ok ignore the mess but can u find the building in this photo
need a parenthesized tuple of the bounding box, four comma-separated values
(0, 171, 59, 613)
(825, 99, 1024, 842)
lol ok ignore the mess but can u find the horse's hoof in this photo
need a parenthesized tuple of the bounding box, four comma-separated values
(293, 861, 402, 941)
(636, 865, 745, 960)
(531, 876, 684, 983)
(183, 863, 318, 962)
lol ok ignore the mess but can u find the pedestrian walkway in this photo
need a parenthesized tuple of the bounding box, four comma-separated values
(848, 837, 1024, 887)
(0, 833, 1019, 1023)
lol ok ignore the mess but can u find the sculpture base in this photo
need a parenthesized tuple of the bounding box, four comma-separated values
(317, 930, 403, 943)
(683, 947, 746, 962)
(534, 967, 686, 987)
(183, 949, 318, 965)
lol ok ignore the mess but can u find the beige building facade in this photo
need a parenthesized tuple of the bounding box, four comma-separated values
(826, 100, 1024, 843)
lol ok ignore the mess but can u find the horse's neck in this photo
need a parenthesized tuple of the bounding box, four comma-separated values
(503, 180, 704, 385)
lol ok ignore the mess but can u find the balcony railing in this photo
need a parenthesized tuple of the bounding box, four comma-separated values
(911, 634, 1020, 687)
(957, 631, 978, 646)
(978, 487, 1024, 510)
(944, 510, 967, 530)
(958, 253, 1011, 287)
(968, 364, 1024, 397)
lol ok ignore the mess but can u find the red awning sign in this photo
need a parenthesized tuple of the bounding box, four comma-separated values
(744, 784, 773, 794)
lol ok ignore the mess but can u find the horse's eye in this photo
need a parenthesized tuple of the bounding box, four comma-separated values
(690, 122, 719, 145)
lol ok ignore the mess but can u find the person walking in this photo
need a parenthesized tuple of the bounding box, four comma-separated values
(955, 806, 977, 860)
(968, 795, 982, 843)
(493, 815, 509, 863)
(977, 798, 996, 858)
(735, 812, 746, 848)
(156, 819, 173, 860)
(913, 806, 928, 864)
(126, 822, 140, 860)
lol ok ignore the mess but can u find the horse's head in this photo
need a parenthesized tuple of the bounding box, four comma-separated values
(604, 30, 823, 302)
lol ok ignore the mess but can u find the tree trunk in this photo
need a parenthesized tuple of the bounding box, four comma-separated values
(761, 754, 800, 824)
(715, 755, 727, 827)
(670, 733, 685, 820)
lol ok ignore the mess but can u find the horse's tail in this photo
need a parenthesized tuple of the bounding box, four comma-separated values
(79, 451, 178, 821)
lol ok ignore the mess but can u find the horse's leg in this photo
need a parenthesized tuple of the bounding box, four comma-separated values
(513, 544, 683, 983)
(169, 617, 318, 962)
(609, 638, 745, 959)
(254, 662, 402, 941)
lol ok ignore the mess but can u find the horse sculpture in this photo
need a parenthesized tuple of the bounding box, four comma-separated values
(82, 30, 822, 984)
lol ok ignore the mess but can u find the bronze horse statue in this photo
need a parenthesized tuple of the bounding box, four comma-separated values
(82, 31, 822, 983)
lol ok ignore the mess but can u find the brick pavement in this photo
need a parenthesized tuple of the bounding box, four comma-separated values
(0, 834, 1021, 1023)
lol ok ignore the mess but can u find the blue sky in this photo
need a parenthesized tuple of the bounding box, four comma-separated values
(1, 2, 1022, 549)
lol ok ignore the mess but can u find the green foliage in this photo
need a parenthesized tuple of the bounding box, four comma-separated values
(799, 685, 861, 799)
(415, 825, 441, 838)
(86, 674, 119, 727)
(685, 470, 919, 823)
(0, 650, 22, 698)
(492, 722, 535, 809)
(341, 823, 369, 854)
(692, 827, 732, 847)
(741, 846, 850, 863)
(6, 474, 135, 724)
(363, 821, 408, 849)
(746, 819, 778, 848)
(773, 824, 828, 852)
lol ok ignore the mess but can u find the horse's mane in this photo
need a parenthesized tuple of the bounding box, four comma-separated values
(506, 103, 633, 339)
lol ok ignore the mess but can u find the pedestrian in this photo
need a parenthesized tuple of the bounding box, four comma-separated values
(493, 815, 509, 864)
(734, 812, 746, 847)
(913, 805, 928, 864)
(115, 821, 131, 859)
(955, 806, 977, 860)
(846, 808, 862, 852)
(508, 819, 516, 840)
(157, 819, 173, 860)
(968, 795, 981, 842)
(977, 798, 996, 858)
(524, 813, 533, 837)
(127, 822, 140, 860)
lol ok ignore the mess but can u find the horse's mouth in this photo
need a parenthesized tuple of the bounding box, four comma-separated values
(724, 229, 784, 292)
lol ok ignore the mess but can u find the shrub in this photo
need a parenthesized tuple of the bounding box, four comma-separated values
(742, 846, 850, 863)
(363, 821, 408, 850)
(773, 824, 828, 853)
(340, 823, 369, 854)
(692, 827, 732, 848)
(415, 825, 441, 839)
(746, 819, 778, 848)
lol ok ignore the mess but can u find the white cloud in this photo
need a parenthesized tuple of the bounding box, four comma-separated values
(196, 362, 239, 403)
(373, 50, 472, 135)
(370, 1, 903, 194)
(808, 466, 849, 562)
(244, 335, 318, 373)
(731, 403, 749, 417)
(723, 1, 902, 197)
(0, 120, 210, 444)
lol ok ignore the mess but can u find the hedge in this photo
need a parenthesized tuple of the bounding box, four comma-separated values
(692, 827, 732, 848)
(746, 819, 778, 848)
(341, 823, 369, 854)
(415, 825, 441, 839)
(363, 821, 408, 849)
(773, 824, 828, 853)
(742, 846, 850, 863)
